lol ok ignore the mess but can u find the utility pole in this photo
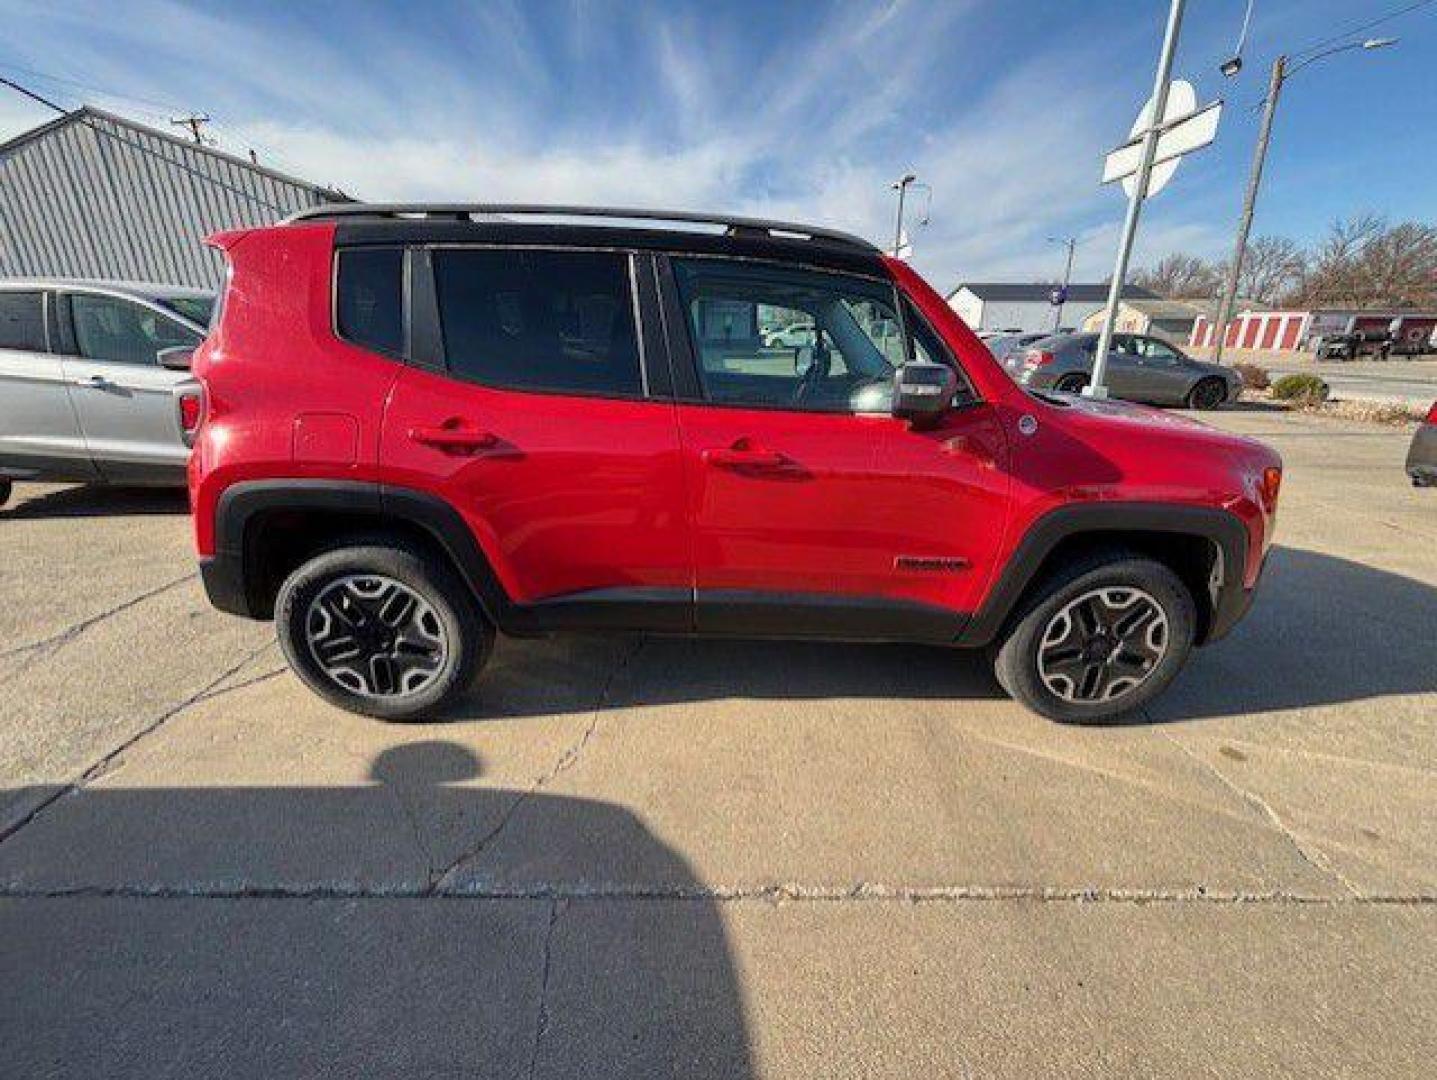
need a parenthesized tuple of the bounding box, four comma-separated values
(1087, 0, 1186, 399)
(1212, 56, 1283, 365)
(891, 172, 917, 256)
(1211, 37, 1394, 363)
(170, 113, 211, 145)
(1051, 236, 1077, 330)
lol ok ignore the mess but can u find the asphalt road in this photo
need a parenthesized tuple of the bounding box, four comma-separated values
(2, 407, 1434, 1077)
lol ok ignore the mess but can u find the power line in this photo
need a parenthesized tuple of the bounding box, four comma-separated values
(0, 74, 293, 215)
(0, 61, 309, 182)
(0, 73, 64, 114)
(0, 62, 186, 116)
(1290, 0, 1436, 58)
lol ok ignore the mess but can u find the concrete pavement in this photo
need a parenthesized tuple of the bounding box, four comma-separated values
(1, 407, 1433, 1077)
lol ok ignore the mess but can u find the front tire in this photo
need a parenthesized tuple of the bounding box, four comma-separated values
(993, 553, 1196, 723)
(0, 478, 11, 508)
(1186, 377, 1227, 410)
(275, 542, 493, 721)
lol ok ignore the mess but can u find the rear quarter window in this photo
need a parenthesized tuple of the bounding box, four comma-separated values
(337, 247, 405, 355)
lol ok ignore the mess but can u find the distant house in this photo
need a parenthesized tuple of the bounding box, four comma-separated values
(0, 105, 347, 289)
(946, 282, 1159, 334)
(1083, 298, 1270, 344)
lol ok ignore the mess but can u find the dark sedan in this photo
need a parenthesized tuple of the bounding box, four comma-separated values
(1407, 401, 1437, 487)
(1012, 332, 1243, 410)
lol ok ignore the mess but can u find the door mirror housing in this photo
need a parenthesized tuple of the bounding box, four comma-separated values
(157, 345, 195, 371)
(892, 362, 958, 425)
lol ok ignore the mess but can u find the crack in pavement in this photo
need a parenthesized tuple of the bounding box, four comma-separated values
(425, 637, 648, 894)
(0, 882, 1431, 904)
(0, 639, 280, 846)
(1157, 727, 1364, 899)
(525, 899, 563, 1080)
(0, 572, 196, 666)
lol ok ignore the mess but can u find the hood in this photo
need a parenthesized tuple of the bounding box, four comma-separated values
(1041, 390, 1261, 446)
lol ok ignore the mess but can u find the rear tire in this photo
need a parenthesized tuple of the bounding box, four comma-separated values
(1186, 377, 1227, 411)
(993, 553, 1196, 723)
(1055, 374, 1088, 394)
(275, 541, 493, 721)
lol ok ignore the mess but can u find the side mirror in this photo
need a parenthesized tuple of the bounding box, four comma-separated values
(157, 346, 195, 371)
(892, 362, 958, 425)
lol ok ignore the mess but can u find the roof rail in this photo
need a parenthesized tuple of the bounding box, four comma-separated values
(283, 202, 879, 252)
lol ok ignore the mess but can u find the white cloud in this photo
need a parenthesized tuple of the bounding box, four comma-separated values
(0, 0, 1229, 288)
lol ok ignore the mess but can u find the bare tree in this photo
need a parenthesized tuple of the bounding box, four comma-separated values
(1288, 214, 1386, 307)
(1237, 236, 1304, 305)
(1132, 253, 1221, 298)
(1352, 222, 1437, 308)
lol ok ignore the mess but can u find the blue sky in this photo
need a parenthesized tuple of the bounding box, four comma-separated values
(0, 0, 1433, 289)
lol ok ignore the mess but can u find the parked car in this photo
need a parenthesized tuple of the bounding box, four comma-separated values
(763, 321, 816, 348)
(986, 331, 1050, 365)
(1407, 401, 1437, 487)
(189, 203, 1280, 724)
(1016, 332, 1242, 409)
(0, 278, 211, 506)
(1313, 332, 1383, 360)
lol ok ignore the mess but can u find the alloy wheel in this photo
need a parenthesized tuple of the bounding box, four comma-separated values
(304, 574, 448, 698)
(1036, 586, 1169, 704)
(1190, 380, 1226, 409)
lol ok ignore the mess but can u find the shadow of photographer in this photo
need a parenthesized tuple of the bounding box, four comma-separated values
(0, 741, 755, 1078)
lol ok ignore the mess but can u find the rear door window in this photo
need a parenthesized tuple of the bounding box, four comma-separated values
(433, 249, 642, 397)
(0, 291, 46, 352)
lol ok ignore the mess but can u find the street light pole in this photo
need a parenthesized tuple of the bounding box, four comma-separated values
(1087, 0, 1186, 399)
(891, 173, 916, 256)
(1212, 38, 1396, 363)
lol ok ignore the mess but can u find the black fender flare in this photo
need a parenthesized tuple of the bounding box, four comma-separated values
(956, 502, 1252, 648)
(208, 479, 514, 623)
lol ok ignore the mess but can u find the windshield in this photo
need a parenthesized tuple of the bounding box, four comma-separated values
(159, 295, 215, 328)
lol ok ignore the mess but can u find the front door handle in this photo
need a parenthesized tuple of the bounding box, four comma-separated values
(701, 445, 788, 470)
(71, 374, 111, 390)
(408, 424, 499, 453)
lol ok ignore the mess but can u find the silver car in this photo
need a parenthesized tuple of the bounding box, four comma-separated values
(1010, 331, 1242, 410)
(0, 278, 211, 506)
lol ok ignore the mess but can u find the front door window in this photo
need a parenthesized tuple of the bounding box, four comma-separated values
(70, 295, 200, 366)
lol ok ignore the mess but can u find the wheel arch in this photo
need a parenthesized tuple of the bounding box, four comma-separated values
(958, 503, 1251, 649)
(208, 480, 510, 623)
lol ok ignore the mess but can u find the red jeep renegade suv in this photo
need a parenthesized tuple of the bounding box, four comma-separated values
(189, 204, 1280, 723)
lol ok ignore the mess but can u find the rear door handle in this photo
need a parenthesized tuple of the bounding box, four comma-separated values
(408, 425, 499, 453)
(71, 374, 111, 390)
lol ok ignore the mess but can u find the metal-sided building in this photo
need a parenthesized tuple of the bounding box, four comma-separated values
(0, 105, 346, 290)
(946, 282, 1159, 334)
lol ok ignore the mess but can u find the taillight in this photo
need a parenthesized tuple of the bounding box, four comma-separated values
(1426, 400, 1437, 424)
(1259, 466, 1282, 514)
(178, 390, 203, 447)
(1025, 350, 1056, 367)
